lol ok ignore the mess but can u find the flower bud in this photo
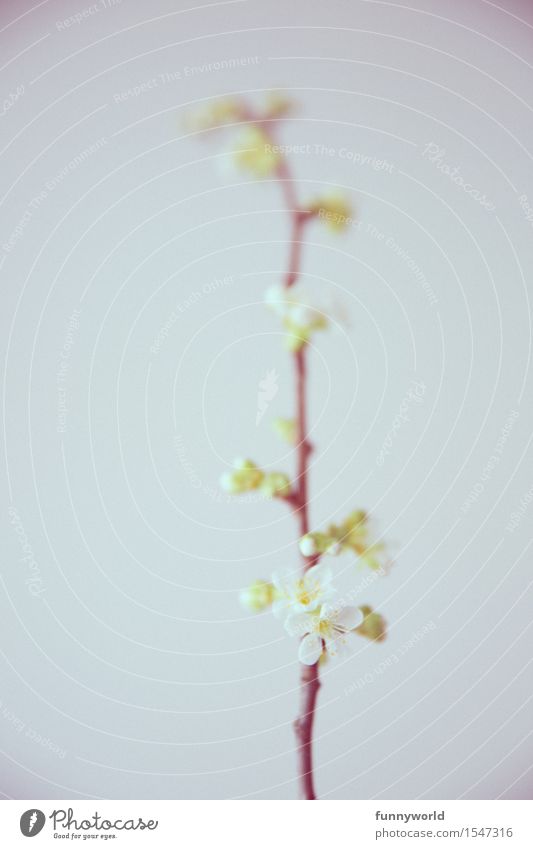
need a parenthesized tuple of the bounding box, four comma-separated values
(355, 606, 387, 642)
(219, 471, 239, 493)
(264, 284, 288, 316)
(264, 91, 294, 119)
(299, 534, 319, 556)
(240, 580, 276, 612)
(272, 417, 296, 444)
(309, 191, 353, 232)
(220, 459, 264, 493)
(185, 97, 242, 132)
(284, 325, 309, 352)
(300, 532, 340, 557)
(261, 472, 292, 498)
(232, 126, 280, 177)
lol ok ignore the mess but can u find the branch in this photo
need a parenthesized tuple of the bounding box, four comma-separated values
(239, 110, 321, 799)
(272, 130, 321, 800)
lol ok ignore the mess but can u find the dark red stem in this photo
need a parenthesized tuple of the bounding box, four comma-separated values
(278, 146, 321, 801)
(242, 107, 321, 799)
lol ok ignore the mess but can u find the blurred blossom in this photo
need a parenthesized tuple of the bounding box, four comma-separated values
(272, 416, 297, 444)
(185, 96, 243, 132)
(240, 580, 276, 613)
(309, 191, 354, 231)
(219, 458, 264, 493)
(231, 126, 281, 177)
(264, 283, 328, 351)
(355, 605, 387, 642)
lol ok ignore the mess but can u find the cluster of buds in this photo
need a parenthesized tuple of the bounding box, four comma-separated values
(185, 93, 296, 178)
(232, 125, 281, 177)
(185, 96, 243, 132)
(219, 458, 292, 499)
(264, 283, 328, 351)
(299, 510, 388, 571)
(186, 96, 353, 230)
(186, 92, 294, 134)
(239, 563, 386, 664)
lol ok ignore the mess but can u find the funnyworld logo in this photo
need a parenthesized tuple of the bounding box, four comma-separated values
(20, 809, 46, 837)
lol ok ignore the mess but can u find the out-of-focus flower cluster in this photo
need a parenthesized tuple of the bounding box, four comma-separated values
(264, 283, 329, 351)
(184, 94, 354, 236)
(219, 458, 292, 499)
(308, 191, 354, 232)
(240, 561, 387, 665)
(185, 93, 292, 178)
(300, 510, 388, 571)
(186, 92, 293, 133)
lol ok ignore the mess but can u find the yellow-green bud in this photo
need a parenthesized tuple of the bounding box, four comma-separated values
(239, 580, 276, 613)
(300, 532, 341, 557)
(355, 606, 387, 642)
(272, 417, 297, 444)
(185, 97, 242, 132)
(261, 472, 292, 498)
(264, 91, 293, 118)
(220, 459, 264, 493)
(309, 191, 353, 232)
(232, 126, 280, 177)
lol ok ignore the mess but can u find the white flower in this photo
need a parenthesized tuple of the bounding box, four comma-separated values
(299, 532, 342, 557)
(264, 284, 288, 316)
(272, 563, 334, 619)
(285, 603, 363, 665)
(299, 534, 319, 557)
(264, 283, 327, 331)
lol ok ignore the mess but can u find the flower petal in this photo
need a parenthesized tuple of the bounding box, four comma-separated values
(271, 571, 285, 592)
(272, 598, 288, 619)
(324, 634, 339, 657)
(285, 612, 315, 637)
(333, 605, 363, 631)
(305, 562, 332, 587)
(298, 633, 323, 665)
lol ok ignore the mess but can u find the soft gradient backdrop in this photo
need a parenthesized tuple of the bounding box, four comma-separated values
(1, 0, 533, 799)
